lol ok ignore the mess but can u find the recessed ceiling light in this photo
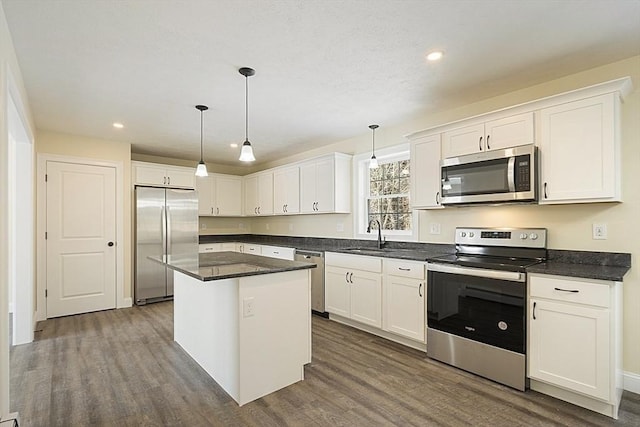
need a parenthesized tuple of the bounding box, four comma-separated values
(230, 143, 238, 148)
(426, 50, 444, 61)
(113, 122, 124, 129)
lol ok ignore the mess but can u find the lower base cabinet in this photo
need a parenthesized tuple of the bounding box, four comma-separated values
(325, 265, 382, 328)
(382, 259, 425, 343)
(528, 273, 622, 419)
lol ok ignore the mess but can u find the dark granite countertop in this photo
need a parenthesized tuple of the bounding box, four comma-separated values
(151, 252, 316, 281)
(199, 234, 631, 282)
(526, 262, 630, 282)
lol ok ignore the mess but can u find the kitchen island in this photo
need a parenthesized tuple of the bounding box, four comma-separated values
(156, 252, 316, 406)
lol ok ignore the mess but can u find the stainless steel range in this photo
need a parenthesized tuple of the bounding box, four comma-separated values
(426, 227, 547, 391)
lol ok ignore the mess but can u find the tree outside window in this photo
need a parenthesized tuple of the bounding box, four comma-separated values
(367, 160, 411, 231)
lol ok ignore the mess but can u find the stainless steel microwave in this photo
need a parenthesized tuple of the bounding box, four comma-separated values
(440, 144, 537, 205)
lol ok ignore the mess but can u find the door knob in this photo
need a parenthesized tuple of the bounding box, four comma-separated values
(108, 241, 115, 247)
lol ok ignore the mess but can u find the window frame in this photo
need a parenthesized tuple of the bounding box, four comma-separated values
(352, 143, 418, 242)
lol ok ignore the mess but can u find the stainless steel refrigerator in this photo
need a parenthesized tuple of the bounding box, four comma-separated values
(135, 186, 198, 305)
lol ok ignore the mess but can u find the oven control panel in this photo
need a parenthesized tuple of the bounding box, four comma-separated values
(455, 227, 546, 248)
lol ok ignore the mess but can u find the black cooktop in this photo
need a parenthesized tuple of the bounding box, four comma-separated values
(429, 254, 543, 273)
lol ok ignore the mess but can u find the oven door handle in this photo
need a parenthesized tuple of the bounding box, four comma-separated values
(427, 262, 525, 282)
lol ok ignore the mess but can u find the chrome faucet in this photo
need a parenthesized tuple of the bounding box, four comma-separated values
(367, 219, 385, 249)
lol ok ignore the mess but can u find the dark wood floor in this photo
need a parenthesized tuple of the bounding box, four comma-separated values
(10, 302, 640, 426)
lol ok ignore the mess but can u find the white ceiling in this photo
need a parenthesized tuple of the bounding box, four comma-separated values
(3, 0, 640, 166)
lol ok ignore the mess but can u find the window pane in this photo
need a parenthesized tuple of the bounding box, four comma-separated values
(381, 214, 397, 230)
(381, 179, 396, 195)
(370, 167, 383, 181)
(384, 162, 398, 179)
(370, 180, 382, 196)
(367, 198, 380, 214)
(399, 160, 410, 176)
(398, 196, 410, 212)
(399, 177, 410, 194)
(398, 214, 412, 230)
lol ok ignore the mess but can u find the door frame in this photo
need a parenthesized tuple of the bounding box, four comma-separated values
(36, 153, 125, 321)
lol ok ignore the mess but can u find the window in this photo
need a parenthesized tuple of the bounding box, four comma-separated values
(353, 143, 417, 240)
(367, 159, 411, 231)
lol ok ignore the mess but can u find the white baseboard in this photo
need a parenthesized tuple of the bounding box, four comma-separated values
(119, 297, 133, 308)
(624, 371, 640, 394)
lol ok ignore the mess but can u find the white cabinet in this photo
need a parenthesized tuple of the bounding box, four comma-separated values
(325, 252, 382, 328)
(197, 174, 242, 216)
(133, 161, 195, 189)
(441, 112, 534, 158)
(538, 93, 620, 204)
(528, 273, 622, 419)
(299, 153, 351, 214)
(244, 172, 273, 216)
(382, 259, 425, 343)
(261, 245, 295, 260)
(244, 243, 262, 255)
(409, 134, 443, 209)
(199, 242, 236, 253)
(273, 166, 300, 215)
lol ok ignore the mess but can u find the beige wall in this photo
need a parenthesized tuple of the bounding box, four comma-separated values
(208, 56, 640, 375)
(36, 130, 133, 301)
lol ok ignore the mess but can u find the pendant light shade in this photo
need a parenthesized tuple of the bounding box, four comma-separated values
(369, 124, 379, 169)
(238, 67, 256, 162)
(195, 104, 209, 177)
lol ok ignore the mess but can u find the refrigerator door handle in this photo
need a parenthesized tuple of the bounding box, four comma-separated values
(166, 206, 172, 255)
(160, 205, 167, 259)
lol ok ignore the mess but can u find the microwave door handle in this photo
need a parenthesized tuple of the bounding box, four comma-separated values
(507, 156, 516, 192)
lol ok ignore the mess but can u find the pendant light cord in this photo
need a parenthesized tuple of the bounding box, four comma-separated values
(200, 109, 204, 160)
(245, 75, 249, 141)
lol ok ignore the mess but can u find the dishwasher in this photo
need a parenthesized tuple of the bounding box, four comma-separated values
(294, 250, 326, 317)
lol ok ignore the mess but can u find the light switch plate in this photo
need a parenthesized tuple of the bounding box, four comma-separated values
(592, 223, 607, 240)
(429, 223, 441, 235)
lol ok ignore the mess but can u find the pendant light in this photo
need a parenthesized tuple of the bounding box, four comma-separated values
(238, 67, 256, 162)
(195, 105, 209, 177)
(369, 124, 379, 169)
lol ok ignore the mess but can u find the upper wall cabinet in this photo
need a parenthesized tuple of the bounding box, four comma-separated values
(441, 112, 534, 158)
(132, 161, 195, 189)
(409, 134, 443, 209)
(538, 94, 620, 204)
(299, 153, 351, 214)
(244, 171, 274, 216)
(273, 165, 300, 215)
(197, 173, 242, 216)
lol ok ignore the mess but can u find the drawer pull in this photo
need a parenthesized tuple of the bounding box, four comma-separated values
(398, 267, 411, 271)
(533, 301, 536, 320)
(554, 287, 579, 293)
(419, 283, 423, 297)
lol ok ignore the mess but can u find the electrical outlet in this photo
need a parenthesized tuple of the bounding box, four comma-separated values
(265, 223, 270, 231)
(243, 297, 255, 317)
(336, 222, 344, 232)
(200, 222, 206, 229)
(592, 223, 607, 240)
(429, 223, 441, 235)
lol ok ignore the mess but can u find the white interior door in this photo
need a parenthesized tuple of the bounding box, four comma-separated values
(46, 161, 117, 317)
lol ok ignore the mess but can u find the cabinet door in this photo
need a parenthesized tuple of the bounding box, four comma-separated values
(215, 175, 242, 216)
(273, 166, 300, 214)
(299, 162, 317, 213)
(485, 112, 534, 151)
(196, 175, 214, 216)
(325, 266, 351, 317)
(529, 299, 610, 400)
(257, 172, 274, 215)
(383, 275, 425, 342)
(441, 123, 485, 158)
(166, 166, 196, 189)
(539, 94, 618, 203)
(134, 164, 168, 186)
(244, 175, 258, 216)
(410, 134, 443, 209)
(350, 270, 382, 328)
(314, 157, 335, 213)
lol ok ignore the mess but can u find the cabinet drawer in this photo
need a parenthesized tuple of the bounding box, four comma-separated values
(384, 259, 425, 279)
(529, 274, 610, 308)
(199, 243, 222, 253)
(245, 244, 262, 255)
(325, 252, 382, 273)
(262, 245, 295, 260)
